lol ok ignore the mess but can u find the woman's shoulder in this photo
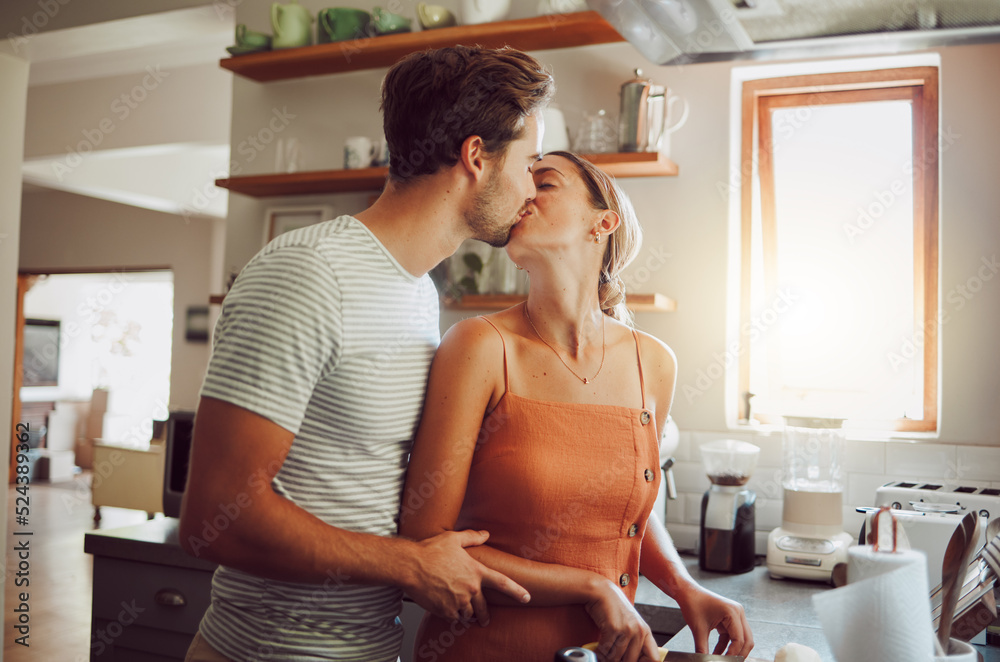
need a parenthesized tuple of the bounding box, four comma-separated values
(437, 314, 508, 361)
(630, 327, 677, 376)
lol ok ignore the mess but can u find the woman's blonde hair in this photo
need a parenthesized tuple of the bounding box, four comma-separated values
(547, 151, 643, 326)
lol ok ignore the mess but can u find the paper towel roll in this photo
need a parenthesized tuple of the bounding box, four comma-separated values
(812, 545, 935, 662)
(847, 545, 927, 584)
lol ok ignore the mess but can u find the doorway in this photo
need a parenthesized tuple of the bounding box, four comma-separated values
(11, 270, 174, 483)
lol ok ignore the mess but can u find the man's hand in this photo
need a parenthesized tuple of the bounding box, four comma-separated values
(676, 585, 753, 657)
(403, 529, 530, 626)
(584, 578, 661, 662)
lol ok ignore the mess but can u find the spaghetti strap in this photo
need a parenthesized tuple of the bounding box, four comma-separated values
(631, 329, 647, 410)
(479, 317, 510, 394)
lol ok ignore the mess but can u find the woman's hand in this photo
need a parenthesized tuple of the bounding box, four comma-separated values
(584, 578, 661, 662)
(674, 583, 753, 657)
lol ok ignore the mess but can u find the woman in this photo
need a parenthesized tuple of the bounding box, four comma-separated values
(400, 152, 753, 662)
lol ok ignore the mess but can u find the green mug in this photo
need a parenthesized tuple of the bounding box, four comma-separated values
(371, 7, 412, 35)
(235, 24, 272, 49)
(318, 8, 372, 43)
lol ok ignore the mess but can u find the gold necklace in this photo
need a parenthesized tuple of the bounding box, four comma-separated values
(523, 302, 606, 385)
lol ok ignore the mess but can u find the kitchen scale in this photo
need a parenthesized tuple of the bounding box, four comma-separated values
(766, 417, 853, 582)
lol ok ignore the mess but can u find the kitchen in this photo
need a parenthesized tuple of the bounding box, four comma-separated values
(3, 0, 1000, 660)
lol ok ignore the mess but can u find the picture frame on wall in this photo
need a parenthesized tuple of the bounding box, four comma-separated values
(263, 205, 334, 245)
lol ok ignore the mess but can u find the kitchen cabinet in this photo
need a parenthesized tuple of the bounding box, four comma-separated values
(84, 519, 218, 662)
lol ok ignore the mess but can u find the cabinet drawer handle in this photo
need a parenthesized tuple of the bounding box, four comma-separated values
(155, 588, 187, 607)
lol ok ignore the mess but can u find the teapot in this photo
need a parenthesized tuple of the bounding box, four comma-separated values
(618, 69, 689, 154)
(271, 0, 313, 49)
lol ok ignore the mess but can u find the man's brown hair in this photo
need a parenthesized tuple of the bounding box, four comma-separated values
(380, 45, 554, 183)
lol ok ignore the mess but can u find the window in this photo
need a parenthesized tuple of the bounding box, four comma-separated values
(737, 66, 939, 432)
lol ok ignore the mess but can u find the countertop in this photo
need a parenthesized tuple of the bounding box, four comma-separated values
(84, 516, 218, 572)
(635, 557, 833, 661)
(85, 519, 997, 661)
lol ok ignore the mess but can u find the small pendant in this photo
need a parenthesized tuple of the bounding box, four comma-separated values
(583, 378, 590, 384)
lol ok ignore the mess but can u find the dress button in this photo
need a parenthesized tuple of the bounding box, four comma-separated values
(639, 410, 651, 425)
(644, 468, 654, 482)
(628, 523, 638, 537)
(619, 573, 630, 587)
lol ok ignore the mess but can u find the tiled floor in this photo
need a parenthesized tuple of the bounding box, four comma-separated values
(4, 472, 151, 661)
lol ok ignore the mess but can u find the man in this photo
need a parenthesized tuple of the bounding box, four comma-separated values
(179, 46, 555, 661)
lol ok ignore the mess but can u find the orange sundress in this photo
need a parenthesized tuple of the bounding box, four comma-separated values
(412, 318, 662, 662)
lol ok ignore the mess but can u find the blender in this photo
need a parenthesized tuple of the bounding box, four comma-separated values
(699, 439, 760, 574)
(766, 416, 854, 582)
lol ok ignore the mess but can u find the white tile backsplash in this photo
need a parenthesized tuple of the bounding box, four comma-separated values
(662, 428, 1000, 542)
(672, 461, 711, 494)
(664, 493, 686, 525)
(848, 472, 897, 509)
(753, 497, 783, 530)
(885, 442, 957, 479)
(844, 440, 886, 474)
(955, 445, 1000, 482)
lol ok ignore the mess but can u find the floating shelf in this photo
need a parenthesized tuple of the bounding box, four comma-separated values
(215, 152, 677, 198)
(444, 293, 677, 312)
(212, 292, 676, 311)
(220, 11, 624, 82)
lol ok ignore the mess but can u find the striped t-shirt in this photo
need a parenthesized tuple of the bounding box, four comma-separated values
(196, 215, 440, 661)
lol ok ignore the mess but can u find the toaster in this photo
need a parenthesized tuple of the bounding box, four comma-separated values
(856, 507, 986, 589)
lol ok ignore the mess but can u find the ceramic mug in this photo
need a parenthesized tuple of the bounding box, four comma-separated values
(344, 136, 375, 169)
(318, 8, 371, 43)
(271, 0, 314, 49)
(540, 104, 570, 153)
(371, 6, 412, 34)
(236, 24, 272, 49)
(417, 3, 457, 29)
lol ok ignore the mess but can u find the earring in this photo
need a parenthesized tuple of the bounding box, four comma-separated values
(594, 232, 601, 244)
(514, 263, 524, 270)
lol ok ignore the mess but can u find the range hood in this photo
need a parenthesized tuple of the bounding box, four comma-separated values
(586, 0, 1000, 64)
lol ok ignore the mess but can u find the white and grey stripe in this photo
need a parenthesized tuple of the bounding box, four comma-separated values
(197, 216, 440, 661)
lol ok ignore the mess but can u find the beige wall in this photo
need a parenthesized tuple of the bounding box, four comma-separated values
(18, 189, 219, 410)
(220, 0, 1000, 446)
(0, 50, 29, 627)
(0, 0, 212, 35)
(23, 62, 232, 159)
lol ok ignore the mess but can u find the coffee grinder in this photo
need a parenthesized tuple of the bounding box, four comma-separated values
(766, 416, 853, 582)
(699, 439, 760, 574)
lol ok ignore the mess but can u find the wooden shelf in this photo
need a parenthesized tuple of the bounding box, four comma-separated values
(220, 11, 624, 82)
(444, 293, 677, 312)
(215, 152, 676, 197)
(213, 292, 675, 311)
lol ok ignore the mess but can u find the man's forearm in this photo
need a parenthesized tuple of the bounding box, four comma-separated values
(181, 488, 420, 589)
